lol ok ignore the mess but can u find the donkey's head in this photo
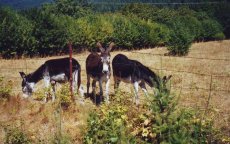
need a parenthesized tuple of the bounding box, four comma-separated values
(160, 75, 172, 92)
(19, 72, 35, 98)
(162, 75, 172, 85)
(97, 42, 115, 74)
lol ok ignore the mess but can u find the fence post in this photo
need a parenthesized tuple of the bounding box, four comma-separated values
(68, 42, 74, 102)
(205, 74, 213, 115)
(160, 55, 163, 75)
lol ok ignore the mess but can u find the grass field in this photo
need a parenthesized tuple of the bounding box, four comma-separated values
(0, 40, 229, 143)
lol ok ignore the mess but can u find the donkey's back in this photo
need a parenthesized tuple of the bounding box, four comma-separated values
(44, 57, 80, 77)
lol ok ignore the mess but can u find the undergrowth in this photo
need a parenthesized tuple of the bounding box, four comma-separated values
(0, 77, 13, 99)
(83, 83, 227, 143)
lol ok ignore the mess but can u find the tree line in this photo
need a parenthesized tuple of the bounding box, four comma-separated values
(0, 0, 229, 58)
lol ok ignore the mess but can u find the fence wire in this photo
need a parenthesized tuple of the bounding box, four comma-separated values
(0, 51, 229, 95)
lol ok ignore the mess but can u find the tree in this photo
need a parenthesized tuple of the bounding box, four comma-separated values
(0, 7, 36, 58)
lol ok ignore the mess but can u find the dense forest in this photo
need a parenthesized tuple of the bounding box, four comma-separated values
(0, 0, 228, 10)
(0, 0, 229, 58)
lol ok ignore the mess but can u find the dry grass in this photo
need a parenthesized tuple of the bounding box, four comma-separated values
(0, 40, 229, 142)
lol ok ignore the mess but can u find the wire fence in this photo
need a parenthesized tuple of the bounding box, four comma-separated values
(1, 51, 229, 96)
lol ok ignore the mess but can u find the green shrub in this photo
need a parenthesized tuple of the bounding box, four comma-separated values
(75, 13, 169, 50)
(75, 14, 114, 50)
(200, 19, 224, 41)
(52, 134, 72, 144)
(33, 12, 75, 56)
(56, 83, 72, 107)
(213, 32, 225, 40)
(83, 102, 135, 144)
(0, 7, 36, 58)
(131, 81, 216, 143)
(0, 77, 12, 99)
(166, 18, 194, 55)
(4, 126, 31, 144)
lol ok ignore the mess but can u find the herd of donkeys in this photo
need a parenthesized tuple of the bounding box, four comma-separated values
(19, 42, 172, 105)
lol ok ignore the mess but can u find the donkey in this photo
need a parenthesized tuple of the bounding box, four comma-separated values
(19, 57, 84, 102)
(86, 42, 114, 104)
(112, 54, 172, 105)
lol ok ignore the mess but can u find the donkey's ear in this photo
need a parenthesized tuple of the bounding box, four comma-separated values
(97, 42, 105, 52)
(106, 42, 115, 53)
(163, 75, 172, 83)
(19, 72, 26, 79)
(168, 75, 172, 80)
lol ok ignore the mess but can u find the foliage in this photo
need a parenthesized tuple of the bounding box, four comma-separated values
(0, 7, 36, 58)
(57, 83, 72, 107)
(52, 132, 72, 144)
(4, 125, 31, 144)
(0, 2, 227, 57)
(47, 0, 92, 19)
(166, 18, 194, 56)
(130, 82, 217, 143)
(121, 4, 226, 55)
(33, 12, 76, 56)
(83, 94, 135, 144)
(83, 83, 222, 143)
(74, 13, 169, 50)
(0, 77, 13, 99)
(200, 19, 225, 41)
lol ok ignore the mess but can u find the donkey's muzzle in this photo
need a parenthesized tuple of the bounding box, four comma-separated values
(102, 70, 109, 74)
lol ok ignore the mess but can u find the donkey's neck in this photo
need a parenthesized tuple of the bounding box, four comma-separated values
(142, 67, 161, 89)
(28, 64, 46, 83)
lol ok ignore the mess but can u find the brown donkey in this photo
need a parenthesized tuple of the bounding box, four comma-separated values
(86, 42, 114, 104)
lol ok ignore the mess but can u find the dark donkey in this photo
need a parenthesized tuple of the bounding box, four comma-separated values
(112, 54, 172, 105)
(86, 42, 114, 104)
(19, 57, 84, 102)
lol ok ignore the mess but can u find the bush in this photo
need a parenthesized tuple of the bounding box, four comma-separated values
(0, 77, 12, 99)
(75, 13, 169, 50)
(83, 81, 221, 143)
(0, 7, 36, 58)
(130, 81, 217, 143)
(213, 32, 225, 40)
(83, 100, 135, 143)
(166, 18, 194, 55)
(57, 83, 72, 107)
(200, 19, 224, 41)
(75, 14, 114, 50)
(4, 126, 31, 144)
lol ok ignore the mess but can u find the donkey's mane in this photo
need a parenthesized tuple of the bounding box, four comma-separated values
(27, 64, 45, 83)
(131, 59, 161, 88)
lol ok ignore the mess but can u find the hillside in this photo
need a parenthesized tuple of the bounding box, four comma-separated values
(0, 40, 229, 143)
(0, 0, 226, 10)
(0, 0, 53, 9)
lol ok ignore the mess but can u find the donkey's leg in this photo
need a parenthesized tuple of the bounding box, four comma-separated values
(105, 79, 110, 103)
(92, 80, 97, 104)
(51, 81, 56, 102)
(77, 70, 84, 99)
(71, 70, 78, 102)
(86, 75, 90, 97)
(72, 70, 78, 93)
(133, 81, 139, 105)
(92, 80, 96, 96)
(139, 81, 148, 97)
(74, 70, 84, 104)
(114, 76, 120, 94)
(99, 79, 104, 104)
(43, 75, 51, 103)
